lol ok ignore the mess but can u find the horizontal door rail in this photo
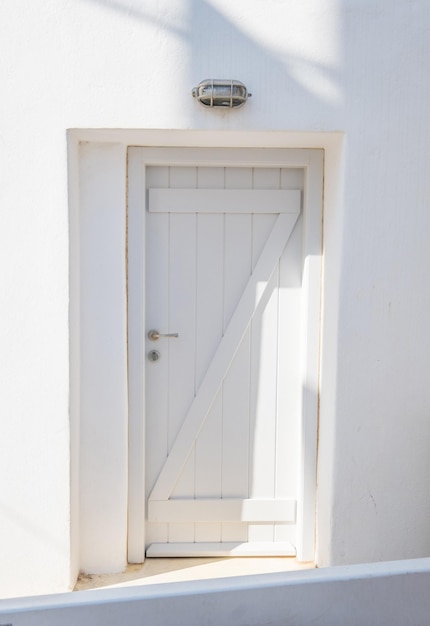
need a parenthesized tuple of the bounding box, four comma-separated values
(148, 188, 300, 213)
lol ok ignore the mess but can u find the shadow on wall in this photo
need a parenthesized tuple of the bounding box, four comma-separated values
(81, 0, 343, 126)
(188, 0, 342, 123)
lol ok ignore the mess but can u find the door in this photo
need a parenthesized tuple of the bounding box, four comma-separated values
(127, 147, 323, 561)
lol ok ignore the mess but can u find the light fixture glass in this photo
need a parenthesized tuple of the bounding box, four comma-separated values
(192, 79, 251, 108)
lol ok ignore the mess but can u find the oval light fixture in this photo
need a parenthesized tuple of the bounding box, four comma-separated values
(192, 79, 251, 108)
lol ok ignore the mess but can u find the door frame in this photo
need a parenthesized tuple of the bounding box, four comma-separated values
(127, 146, 323, 563)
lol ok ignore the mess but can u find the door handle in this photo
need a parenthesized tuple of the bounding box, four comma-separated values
(148, 329, 179, 341)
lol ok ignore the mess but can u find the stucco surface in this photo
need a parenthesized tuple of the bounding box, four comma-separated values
(1, 0, 430, 598)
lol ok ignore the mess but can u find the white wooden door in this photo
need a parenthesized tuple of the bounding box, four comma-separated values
(128, 148, 323, 561)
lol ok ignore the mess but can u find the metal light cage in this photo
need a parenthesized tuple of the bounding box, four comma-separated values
(192, 79, 251, 108)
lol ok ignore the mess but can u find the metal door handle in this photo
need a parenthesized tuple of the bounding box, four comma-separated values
(148, 329, 179, 341)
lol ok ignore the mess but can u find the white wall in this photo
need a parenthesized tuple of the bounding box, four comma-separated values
(1, 0, 430, 597)
(2, 558, 430, 626)
(77, 143, 128, 574)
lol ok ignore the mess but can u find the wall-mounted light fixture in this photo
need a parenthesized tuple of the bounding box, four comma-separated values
(192, 79, 251, 108)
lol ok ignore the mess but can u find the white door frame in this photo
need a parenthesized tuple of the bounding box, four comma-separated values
(127, 146, 323, 563)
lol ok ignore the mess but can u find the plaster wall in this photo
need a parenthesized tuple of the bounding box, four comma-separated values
(2, 558, 430, 626)
(1, 0, 430, 598)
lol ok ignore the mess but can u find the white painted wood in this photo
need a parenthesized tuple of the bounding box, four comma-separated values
(221, 169, 253, 544)
(149, 188, 300, 214)
(145, 172, 169, 494)
(167, 170, 197, 452)
(194, 524, 221, 544)
(146, 542, 296, 557)
(224, 166, 252, 191)
(167, 168, 197, 511)
(144, 166, 170, 548)
(193, 168, 225, 543)
(195, 212, 224, 390)
(253, 167, 281, 190)
(194, 391, 223, 542)
(128, 147, 322, 563)
(248, 266, 279, 544)
(138, 147, 314, 168)
(223, 213, 252, 333)
(168, 523, 194, 544)
(248, 213, 279, 544)
(148, 499, 296, 523)
(295, 150, 323, 562)
(168, 217, 196, 516)
(149, 210, 300, 502)
(221, 332, 251, 544)
(275, 213, 303, 547)
(221, 523, 248, 543)
(161, 167, 197, 543)
(221, 328, 251, 499)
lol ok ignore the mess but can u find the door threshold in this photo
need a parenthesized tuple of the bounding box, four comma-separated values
(74, 557, 315, 592)
(147, 541, 296, 557)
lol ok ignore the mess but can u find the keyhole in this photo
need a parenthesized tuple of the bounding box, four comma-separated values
(148, 350, 161, 362)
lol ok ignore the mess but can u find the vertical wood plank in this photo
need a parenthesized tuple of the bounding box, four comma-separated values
(145, 167, 169, 493)
(195, 397, 222, 494)
(167, 167, 197, 451)
(145, 166, 170, 547)
(222, 522, 248, 543)
(253, 167, 280, 189)
(222, 171, 252, 541)
(194, 167, 224, 542)
(296, 151, 323, 561)
(281, 167, 304, 190)
(224, 166, 252, 190)
(275, 169, 304, 544)
(195, 391, 222, 542)
(248, 266, 279, 543)
(195, 215, 224, 389)
(276, 216, 303, 493)
(197, 166, 224, 190)
(275, 212, 303, 543)
(222, 331, 251, 499)
(167, 166, 197, 542)
(248, 168, 280, 542)
(223, 167, 252, 329)
(168, 523, 195, 543)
